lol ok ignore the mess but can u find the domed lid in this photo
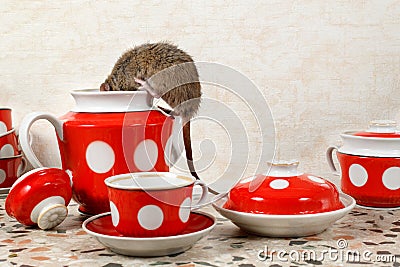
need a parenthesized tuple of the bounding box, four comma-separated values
(5, 168, 72, 229)
(223, 160, 344, 215)
(352, 120, 400, 138)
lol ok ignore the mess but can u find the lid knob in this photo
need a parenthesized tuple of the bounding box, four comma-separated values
(366, 120, 397, 133)
(265, 160, 301, 177)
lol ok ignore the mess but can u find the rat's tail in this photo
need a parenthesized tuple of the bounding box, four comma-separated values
(183, 121, 218, 195)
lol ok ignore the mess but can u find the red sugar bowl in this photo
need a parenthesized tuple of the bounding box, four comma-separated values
(5, 168, 72, 229)
(224, 160, 344, 215)
(327, 120, 400, 208)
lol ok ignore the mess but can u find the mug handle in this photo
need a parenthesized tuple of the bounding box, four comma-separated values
(18, 112, 64, 168)
(326, 146, 340, 176)
(191, 180, 209, 210)
(17, 157, 28, 177)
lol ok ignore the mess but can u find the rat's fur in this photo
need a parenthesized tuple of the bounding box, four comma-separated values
(101, 42, 201, 180)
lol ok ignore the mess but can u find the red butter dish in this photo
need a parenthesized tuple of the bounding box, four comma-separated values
(224, 160, 344, 215)
(5, 167, 72, 229)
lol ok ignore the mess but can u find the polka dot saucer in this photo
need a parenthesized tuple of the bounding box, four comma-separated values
(5, 167, 72, 230)
(82, 211, 216, 257)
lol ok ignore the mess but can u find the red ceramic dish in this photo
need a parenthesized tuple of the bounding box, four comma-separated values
(224, 161, 344, 215)
(5, 168, 72, 229)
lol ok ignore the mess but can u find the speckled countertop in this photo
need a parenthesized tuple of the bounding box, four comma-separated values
(1, 194, 400, 267)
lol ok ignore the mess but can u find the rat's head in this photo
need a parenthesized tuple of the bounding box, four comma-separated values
(100, 75, 118, 91)
(100, 74, 142, 92)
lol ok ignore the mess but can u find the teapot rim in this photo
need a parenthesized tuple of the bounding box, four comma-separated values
(71, 89, 148, 95)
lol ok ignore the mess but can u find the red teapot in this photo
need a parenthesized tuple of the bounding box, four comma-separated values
(19, 89, 183, 215)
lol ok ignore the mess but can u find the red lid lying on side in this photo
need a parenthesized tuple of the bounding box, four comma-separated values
(5, 168, 72, 229)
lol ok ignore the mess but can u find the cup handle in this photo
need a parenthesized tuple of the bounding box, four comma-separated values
(191, 180, 209, 210)
(326, 146, 340, 176)
(19, 112, 64, 168)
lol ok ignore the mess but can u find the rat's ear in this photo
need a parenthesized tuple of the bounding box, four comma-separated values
(100, 82, 110, 91)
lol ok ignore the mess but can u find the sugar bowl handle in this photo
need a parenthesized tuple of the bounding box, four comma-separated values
(326, 146, 340, 176)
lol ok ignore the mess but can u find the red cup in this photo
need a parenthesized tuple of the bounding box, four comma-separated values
(104, 172, 208, 237)
(0, 154, 27, 188)
(0, 108, 12, 135)
(0, 129, 19, 158)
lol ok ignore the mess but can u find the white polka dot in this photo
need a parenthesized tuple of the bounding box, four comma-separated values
(0, 144, 14, 157)
(0, 169, 6, 184)
(349, 164, 368, 187)
(85, 141, 115, 174)
(109, 201, 120, 227)
(134, 139, 158, 171)
(179, 197, 192, 223)
(137, 205, 163, 230)
(269, 179, 289, 189)
(382, 167, 400, 190)
(308, 175, 325, 184)
(0, 121, 7, 134)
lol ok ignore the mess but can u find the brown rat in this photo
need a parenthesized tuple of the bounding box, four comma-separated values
(100, 42, 201, 181)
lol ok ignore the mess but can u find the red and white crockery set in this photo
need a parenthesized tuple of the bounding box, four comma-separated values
(9, 89, 400, 255)
(327, 120, 400, 208)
